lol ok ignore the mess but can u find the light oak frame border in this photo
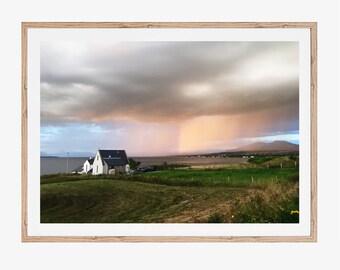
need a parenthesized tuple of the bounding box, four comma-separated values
(21, 22, 317, 243)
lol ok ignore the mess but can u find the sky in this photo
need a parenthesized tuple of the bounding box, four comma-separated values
(41, 41, 299, 156)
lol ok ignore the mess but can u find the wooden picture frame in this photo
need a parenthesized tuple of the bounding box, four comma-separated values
(22, 22, 317, 242)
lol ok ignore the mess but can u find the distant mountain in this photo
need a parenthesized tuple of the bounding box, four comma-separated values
(40, 151, 95, 158)
(231, 141, 299, 153)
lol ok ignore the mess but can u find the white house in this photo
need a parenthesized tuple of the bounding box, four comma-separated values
(71, 157, 94, 174)
(83, 157, 94, 174)
(92, 149, 130, 175)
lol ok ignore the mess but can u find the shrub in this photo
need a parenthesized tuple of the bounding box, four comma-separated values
(248, 156, 275, 164)
(207, 213, 224, 223)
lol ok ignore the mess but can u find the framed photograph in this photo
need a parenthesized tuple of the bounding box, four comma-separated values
(22, 22, 317, 242)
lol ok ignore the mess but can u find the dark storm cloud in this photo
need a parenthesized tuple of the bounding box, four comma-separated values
(40, 41, 299, 125)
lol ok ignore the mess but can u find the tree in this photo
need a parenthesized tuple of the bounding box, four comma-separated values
(128, 158, 141, 170)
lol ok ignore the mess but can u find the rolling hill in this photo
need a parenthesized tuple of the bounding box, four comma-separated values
(232, 141, 299, 153)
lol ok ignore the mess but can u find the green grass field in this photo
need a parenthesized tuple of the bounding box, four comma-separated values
(145, 167, 298, 186)
(41, 166, 299, 223)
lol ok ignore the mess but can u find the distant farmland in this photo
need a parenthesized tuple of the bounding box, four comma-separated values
(133, 156, 247, 167)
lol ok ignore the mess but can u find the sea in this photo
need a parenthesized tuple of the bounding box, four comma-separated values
(41, 157, 88, 176)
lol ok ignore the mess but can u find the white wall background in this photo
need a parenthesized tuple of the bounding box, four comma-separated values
(0, 0, 339, 269)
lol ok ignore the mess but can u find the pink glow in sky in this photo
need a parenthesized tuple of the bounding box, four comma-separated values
(40, 41, 299, 156)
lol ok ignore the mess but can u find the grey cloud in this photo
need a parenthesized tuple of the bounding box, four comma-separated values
(41, 41, 299, 125)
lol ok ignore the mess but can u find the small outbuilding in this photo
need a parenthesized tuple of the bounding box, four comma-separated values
(72, 165, 84, 174)
(83, 157, 94, 174)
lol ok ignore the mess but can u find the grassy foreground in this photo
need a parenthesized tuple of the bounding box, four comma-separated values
(41, 167, 299, 223)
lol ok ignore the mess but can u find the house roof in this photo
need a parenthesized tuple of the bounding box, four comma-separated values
(87, 157, 94, 165)
(98, 150, 129, 166)
(72, 165, 83, 173)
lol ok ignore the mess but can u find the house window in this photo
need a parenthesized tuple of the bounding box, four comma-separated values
(97, 155, 99, 160)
